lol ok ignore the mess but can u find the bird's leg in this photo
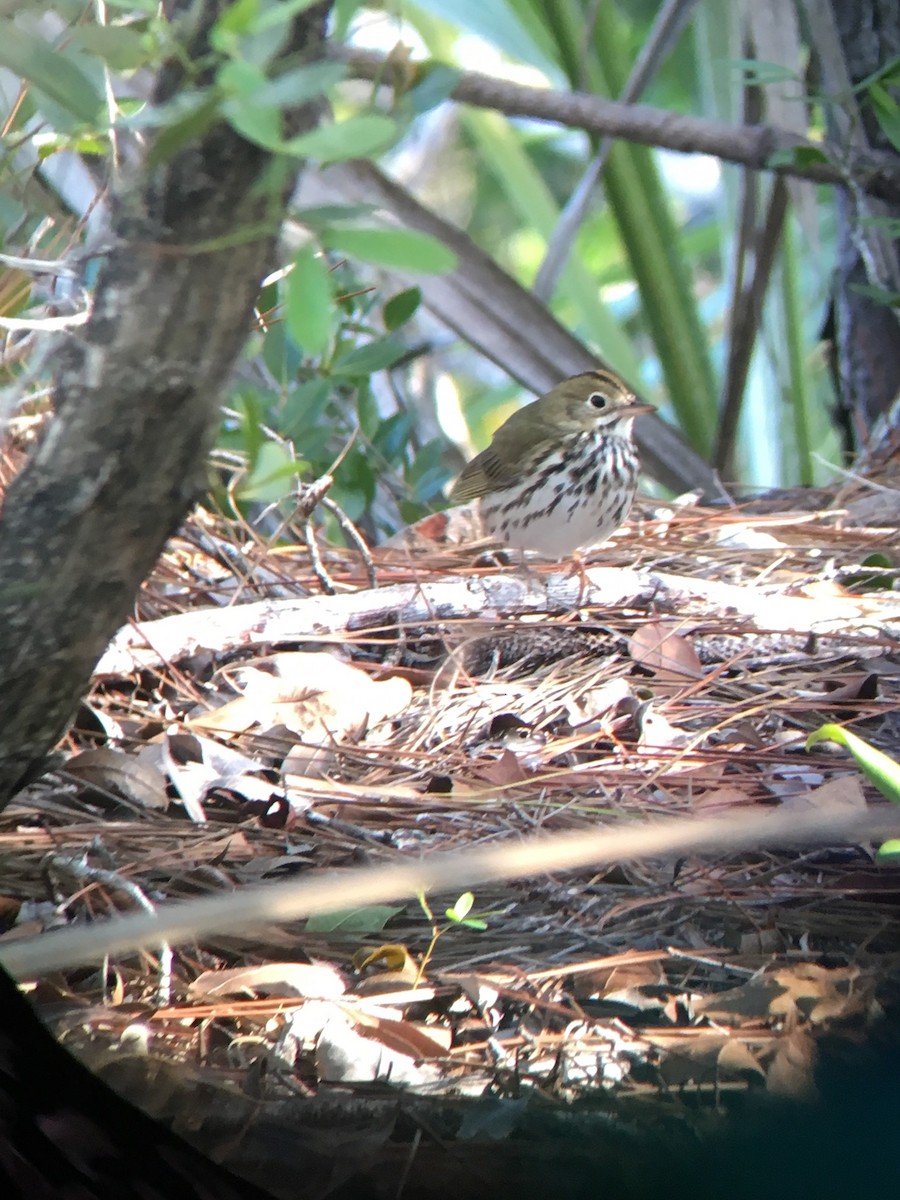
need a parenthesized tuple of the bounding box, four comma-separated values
(568, 549, 592, 608)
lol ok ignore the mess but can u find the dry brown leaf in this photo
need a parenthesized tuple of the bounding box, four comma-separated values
(692, 786, 756, 812)
(189, 653, 411, 742)
(783, 775, 867, 813)
(695, 977, 792, 1024)
(345, 1008, 451, 1060)
(629, 622, 703, 679)
(189, 962, 346, 1000)
(473, 748, 532, 785)
(765, 1027, 818, 1099)
(652, 1036, 727, 1085)
(315, 1013, 442, 1086)
(64, 748, 169, 809)
(572, 961, 663, 1000)
(716, 1038, 766, 1082)
(769, 963, 863, 1024)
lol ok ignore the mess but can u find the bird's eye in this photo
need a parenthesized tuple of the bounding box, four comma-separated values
(588, 392, 608, 410)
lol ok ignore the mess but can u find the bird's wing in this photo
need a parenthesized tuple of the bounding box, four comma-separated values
(449, 445, 519, 502)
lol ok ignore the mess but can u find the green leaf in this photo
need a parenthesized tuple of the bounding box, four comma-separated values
(870, 82, 900, 155)
(236, 440, 300, 503)
(374, 411, 413, 462)
(404, 64, 461, 116)
(849, 282, 900, 308)
(305, 904, 403, 934)
(842, 553, 896, 591)
(246, 61, 345, 108)
(323, 227, 456, 274)
(281, 377, 331, 439)
(0, 20, 102, 125)
(295, 203, 379, 230)
(331, 334, 408, 376)
(383, 286, 422, 330)
(211, 0, 288, 66)
(767, 145, 829, 169)
(68, 25, 149, 72)
(219, 59, 282, 148)
(102, 0, 158, 9)
(806, 724, 900, 805)
(410, 0, 559, 75)
(446, 891, 475, 921)
(282, 113, 398, 163)
(254, 0, 330, 31)
(143, 92, 221, 165)
(730, 57, 802, 86)
(285, 245, 334, 357)
(222, 99, 282, 149)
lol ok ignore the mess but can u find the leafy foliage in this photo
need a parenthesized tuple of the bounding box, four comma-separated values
(1, 0, 896, 546)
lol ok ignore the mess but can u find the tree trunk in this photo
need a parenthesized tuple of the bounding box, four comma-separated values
(0, 0, 332, 806)
(813, 0, 900, 447)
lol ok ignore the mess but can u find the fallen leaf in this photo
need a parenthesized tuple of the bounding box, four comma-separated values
(190, 653, 411, 743)
(65, 749, 168, 810)
(189, 962, 346, 1000)
(629, 622, 703, 679)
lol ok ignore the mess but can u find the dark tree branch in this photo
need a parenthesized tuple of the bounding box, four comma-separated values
(0, 0, 333, 806)
(338, 47, 900, 204)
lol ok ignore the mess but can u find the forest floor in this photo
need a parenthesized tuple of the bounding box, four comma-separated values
(3, 468, 900, 1199)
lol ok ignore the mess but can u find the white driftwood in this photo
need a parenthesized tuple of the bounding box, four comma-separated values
(95, 566, 900, 678)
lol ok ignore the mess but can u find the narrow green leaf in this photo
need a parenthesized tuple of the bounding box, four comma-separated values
(870, 82, 900, 155)
(806, 724, 900, 805)
(331, 334, 408, 376)
(102, 0, 158, 9)
(323, 227, 456, 274)
(780, 217, 813, 486)
(285, 245, 334, 357)
(383, 286, 422, 330)
(0, 20, 102, 124)
(849, 282, 900, 307)
(729, 58, 802, 85)
(282, 113, 398, 163)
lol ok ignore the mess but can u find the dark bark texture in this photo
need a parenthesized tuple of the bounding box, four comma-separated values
(0, 0, 332, 806)
(822, 0, 900, 445)
(0, 963, 276, 1198)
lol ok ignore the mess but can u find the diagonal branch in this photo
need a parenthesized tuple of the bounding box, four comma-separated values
(339, 48, 900, 203)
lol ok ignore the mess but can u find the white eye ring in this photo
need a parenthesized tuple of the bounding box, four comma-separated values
(589, 392, 608, 410)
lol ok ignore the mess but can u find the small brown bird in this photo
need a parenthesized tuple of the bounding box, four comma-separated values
(450, 368, 653, 558)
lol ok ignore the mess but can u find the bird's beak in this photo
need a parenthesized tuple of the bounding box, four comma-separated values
(623, 400, 656, 418)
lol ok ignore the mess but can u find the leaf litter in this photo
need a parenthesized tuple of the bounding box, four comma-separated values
(2, 486, 900, 1189)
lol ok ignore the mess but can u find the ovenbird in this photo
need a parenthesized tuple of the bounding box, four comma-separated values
(449, 369, 653, 558)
